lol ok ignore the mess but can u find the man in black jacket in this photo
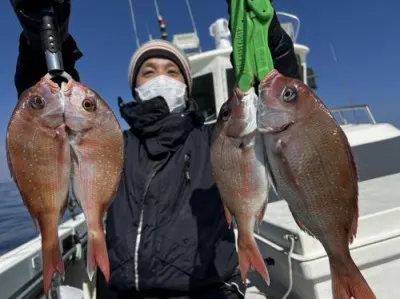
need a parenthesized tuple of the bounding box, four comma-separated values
(10, 0, 300, 298)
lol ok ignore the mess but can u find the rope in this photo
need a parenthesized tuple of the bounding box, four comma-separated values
(282, 234, 296, 299)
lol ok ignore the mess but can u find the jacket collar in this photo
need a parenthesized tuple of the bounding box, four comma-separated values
(119, 97, 204, 157)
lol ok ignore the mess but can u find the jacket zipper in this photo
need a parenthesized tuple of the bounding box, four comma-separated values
(184, 153, 191, 182)
(133, 152, 188, 291)
(169, 153, 191, 216)
(134, 161, 164, 291)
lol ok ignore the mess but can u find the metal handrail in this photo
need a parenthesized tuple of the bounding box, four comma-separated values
(276, 12, 300, 43)
(330, 104, 377, 125)
(11, 232, 88, 299)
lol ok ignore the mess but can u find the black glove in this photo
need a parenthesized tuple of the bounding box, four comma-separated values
(11, 0, 83, 97)
(10, 0, 71, 49)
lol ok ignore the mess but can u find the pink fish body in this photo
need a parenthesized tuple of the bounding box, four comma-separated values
(257, 70, 376, 299)
(6, 77, 70, 296)
(62, 79, 124, 282)
(210, 87, 270, 284)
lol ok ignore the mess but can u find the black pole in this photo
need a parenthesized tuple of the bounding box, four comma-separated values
(40, 6, 64, 74)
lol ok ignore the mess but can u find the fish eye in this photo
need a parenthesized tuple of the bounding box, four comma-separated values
(29, 96, 45, 110)
(82, 98, 97, 112)
(282, 87, 297, 102)
(220, 105, 231, 121)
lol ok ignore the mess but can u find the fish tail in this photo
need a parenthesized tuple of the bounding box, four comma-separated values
(87, 230, 110, 282)
(331, 258, 376, 299)
(41, 237, 64, 296)
(237, 231, 270, 286)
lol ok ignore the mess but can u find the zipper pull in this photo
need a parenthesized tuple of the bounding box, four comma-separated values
(184, 153, 191, 182)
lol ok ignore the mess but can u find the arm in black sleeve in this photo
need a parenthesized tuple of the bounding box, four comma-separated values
(14, 33, 83, 97)
(10, 0, 83, 97)
(268, 11, 301, 80)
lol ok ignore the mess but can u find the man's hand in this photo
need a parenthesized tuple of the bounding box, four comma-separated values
(10, 0, 71, 49)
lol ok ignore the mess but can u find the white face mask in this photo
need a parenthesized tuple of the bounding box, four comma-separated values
(135, 75, 188, 113)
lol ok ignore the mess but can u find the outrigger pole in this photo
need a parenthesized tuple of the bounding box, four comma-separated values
(154, 0, 168, 40)
(127, 0, 141, 48)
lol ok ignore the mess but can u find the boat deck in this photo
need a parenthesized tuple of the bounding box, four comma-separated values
(258, 172, 400, 254)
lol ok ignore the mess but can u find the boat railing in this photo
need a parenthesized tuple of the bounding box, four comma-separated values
(276, 11, 301, 44)
(330, 104, 377, 126)
(0, 214, 87, 299)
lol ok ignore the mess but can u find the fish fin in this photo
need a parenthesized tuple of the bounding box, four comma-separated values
(336, 127, 359, 181)
(23, 201, 40, 231)
(60, 177, 78, 217)
(349, 207, 359, 244)
(264, 153, 278, 196)
(5, 144, 15, 181)
(288, 206, 317, 239)
(222, 202, 233, 229)
(68, 176, 82, 210)
(337, 128, 359, 243)
(87, 230, 110, 282)
(32, 218, 39, 231)
(273, 139, 300, 191)
(41, 238, 65, 297)
(60, 194, 70, 218)
(70, 144, 81, 171)
(255, 200, 268, 234)
(237, 232, 270, 286)
(330, 258, 376, 299)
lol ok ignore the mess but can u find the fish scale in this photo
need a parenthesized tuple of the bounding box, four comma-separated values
(210, 87, 270, 285)
(6, 76, 124, 297)
(6, 77, 70, 297)
(270, 122, 354, 245)
(258, 69, 375, 299)
(62, 79, 124, 283)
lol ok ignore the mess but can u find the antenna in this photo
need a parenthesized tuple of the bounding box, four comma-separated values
(185, 0, 202, 52)
(127, 0, 140, 48)
(154, 0, 168, 40)
(276, 11, 300, 44)
(330, 43, 359, 123)
(146, 23, 153, 41)
(154, 0, 161, 19)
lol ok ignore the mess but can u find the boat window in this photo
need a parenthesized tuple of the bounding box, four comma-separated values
(191, 73, 217, 122)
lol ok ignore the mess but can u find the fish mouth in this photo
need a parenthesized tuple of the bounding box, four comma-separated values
(38, 114, 65, 129)
(257, 105, 294, 134)
(65, 125, 77, 136)
(227, 89, 258, 138)
(226, 117, 257, 139)
(65, 125, 91, 137)
(230, 130, 257, 148)
(258, 122, 293, 134)
(260, 69, 280, 88)
(65, 124, 84, 133)
(63, 114, 93, 132)
(239, 129, 257, 139)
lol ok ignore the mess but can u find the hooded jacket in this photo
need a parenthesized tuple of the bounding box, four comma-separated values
(104, 97, 241, 295)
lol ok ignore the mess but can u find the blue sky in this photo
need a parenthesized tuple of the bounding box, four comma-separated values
(0, 0, 398, 180)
